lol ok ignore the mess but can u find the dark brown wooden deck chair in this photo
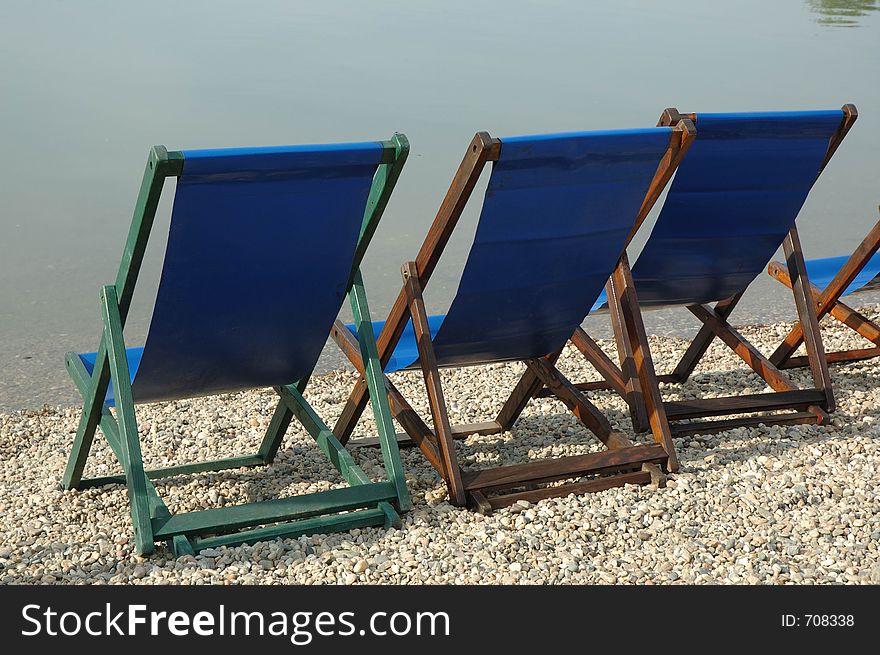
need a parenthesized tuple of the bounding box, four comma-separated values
(768, 211, 880, 369)
(330, 123, 695, 512)
(765, 110, 880, 369)
(516, 106, 856, 438)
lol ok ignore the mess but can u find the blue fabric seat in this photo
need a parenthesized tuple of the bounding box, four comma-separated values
(802, 253, 880, 297)
(79, 142, 384, 405)
(350, 128, 675, 374)
(623, 111, 846, 308)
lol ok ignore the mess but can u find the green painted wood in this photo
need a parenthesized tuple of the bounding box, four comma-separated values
(62, 345, 111, 490)
(63, 140, 409, 553)
(257, 375, 310, 464)
(77, 454, 267, 487)
(351, 135, 409, 277)
(349, 269, 412, 511)
(62, 147, 181, 491)
(171, 535, 195, 557)
(101, 285, 154, 555)
(152, 481, 398, 538)
(380, 502, 402, 529)
(64, 353, 170, 521)
(191, 507, 388, 551)
(277, 384, 371, 486)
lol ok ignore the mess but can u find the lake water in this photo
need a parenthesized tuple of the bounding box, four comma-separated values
(1, 0, 879, 410)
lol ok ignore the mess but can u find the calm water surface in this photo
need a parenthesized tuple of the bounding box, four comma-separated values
(1, 0, 878, 410)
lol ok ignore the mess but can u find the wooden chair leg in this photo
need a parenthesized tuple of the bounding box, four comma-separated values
(606, 278, 649, 431)
(62, 346, 112, 491)
(770, 211, 880, 367)
(611, 254, 679, 472)
(332, 133, 499, 447)
(349, 269, 412, 511)
(330, 318, 445, 473)
(686, 303, 829, 424)
(525, 356, 625, 448)
(783, 227, 834, 411)
(402, 262, 466, 506)
(569, 326, 629, 400)
(670, 291, 744, 382)
(332, 377, 371, 444)
(495, 348, 564, 431)
(101, 285, 154, 555)
(769, 263, 880, 348)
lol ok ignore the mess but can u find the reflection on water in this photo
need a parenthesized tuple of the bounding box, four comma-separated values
(807, 0, 878, 26)
(0, 0, 878, 410)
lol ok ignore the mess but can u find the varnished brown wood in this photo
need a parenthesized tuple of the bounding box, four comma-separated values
(561, 107, 852, 438)
(782, 226, 834, 411)
(346, 420, 504, 448)
(330, 319, 444, 471)
(820, 104, 858, 172)
(606, 276, 649, 431)
(781, 347, 880, 369)
(494, 348, 563, 431)
(767, 106, 863, 367)
(630, 116, 697, 242)
(610, 253, 680, 471)
(569, 326, 629, 398)
(524, 356, 618, 443)
(333, 132, 500, 441)
(461, 444, 668, 492)
(769, 212, 880, 368)
(483, 471, 653, 510)
(669, 411, 818, 437)
(687, 303, 800, 393)
(670, 292, 744, 383)
(770, 258, 880, 345)
(468, 490, 493, 514)
(331, 127, 695, 511)
(534, 373, 680, 396)
(402, 261, 466, 506)
(664, 389, 827, 420)
(451, 421, 504, 437)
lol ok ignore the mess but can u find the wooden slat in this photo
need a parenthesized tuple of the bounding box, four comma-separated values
(461, 444, 668, 492)
(525, 356, 616, 443)
(610, 252, 679, 471)
(606, 275, 649, 431)
(534, 374, 679, 397)
(783, 227, 834, 411)
(402, 261, 466, 505)
(495, 348, 563, 430)
(451, 421, 504, 437)
(152, 481, 398, 539)
(329, 319, 444, 470)
(671, 292, 743, 383)
(664, 389, 827, 420)
(348, 421, 503, 449)
(190, 507, 389, 552)
(688, 303, 800, 393)
(483, 471, 653, 510)
(781, 346, 880, 369)
(569, 326, 629, 398)
(669, 411, 818, 437)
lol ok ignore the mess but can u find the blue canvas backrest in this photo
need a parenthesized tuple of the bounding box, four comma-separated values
(427, 128, 674, 367)
(631, 110, 844, 307)
(128, 142, 384, 403)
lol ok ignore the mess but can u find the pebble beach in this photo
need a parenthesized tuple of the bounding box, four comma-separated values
(1, 311, 878, 586)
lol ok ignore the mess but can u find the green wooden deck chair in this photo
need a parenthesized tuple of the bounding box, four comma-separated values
(61, 136, 412, 556)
